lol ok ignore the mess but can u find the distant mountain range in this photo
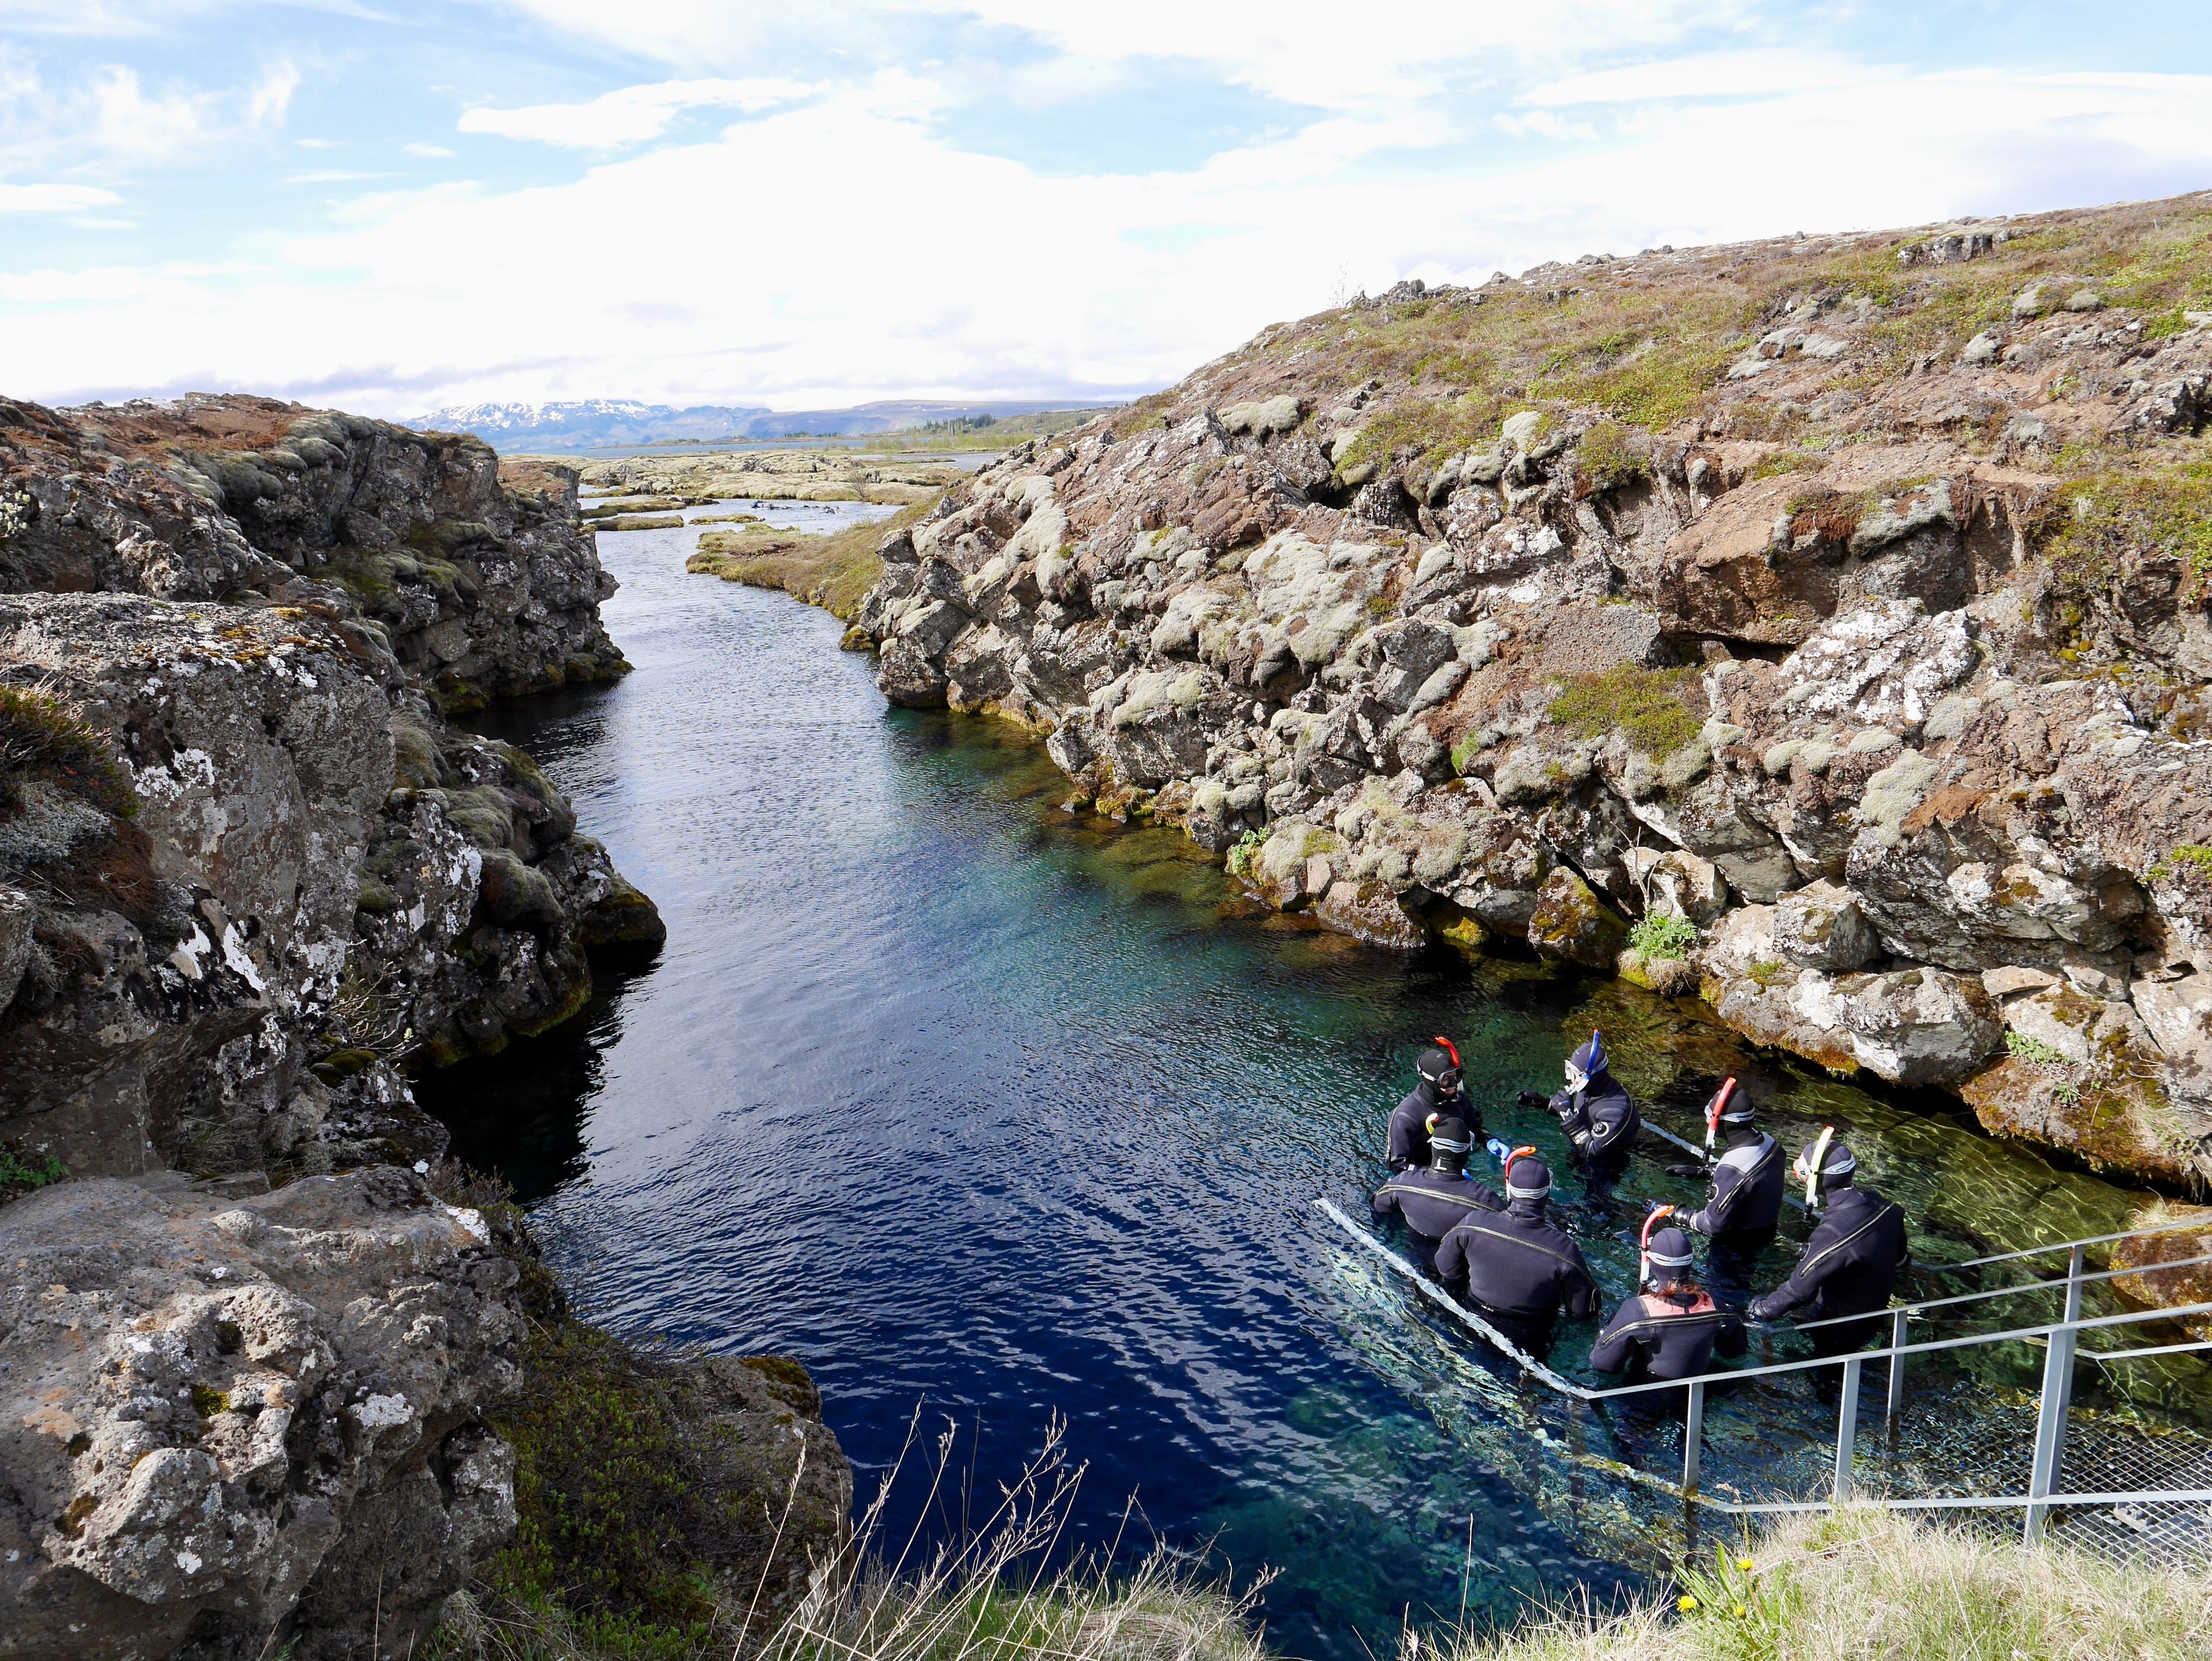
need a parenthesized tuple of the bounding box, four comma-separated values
(406, 398, 1107, 452)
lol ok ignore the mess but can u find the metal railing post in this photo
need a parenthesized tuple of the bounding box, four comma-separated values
(2024, 1243, 2087, 1544)
(1833, 1356, 1862, 1505)
(1885, 1308, 1908, 1437)
(1682, 1378, 1705, 1496)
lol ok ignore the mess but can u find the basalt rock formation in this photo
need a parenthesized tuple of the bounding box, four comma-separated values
(855, 191, 2212, 1193)
(0, 396, 829, 1661)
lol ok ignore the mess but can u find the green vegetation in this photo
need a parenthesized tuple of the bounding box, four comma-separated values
(1627, 912, 1699, 961)
(1570, 420, 1648, 492)
(2043, 455, 2212, 603)
(1225, 827, 1266, 879)
(1444, 1507, 2212, 1661)
(0, 683, 136, 819)
(1545, 665, 1703, 758)
(0, 1147, 67, 1206)
(2153, 844, 2212, 884)
(686, 499, 938, 620)
(2006, 1028, 2074, 1069)
(866, 408, 1117, 455)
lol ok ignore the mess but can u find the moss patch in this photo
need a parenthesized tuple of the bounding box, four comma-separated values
(1546, 665, 1703, 758)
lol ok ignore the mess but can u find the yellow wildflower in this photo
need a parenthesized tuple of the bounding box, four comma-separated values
(1678, 1595, 1698, 1612)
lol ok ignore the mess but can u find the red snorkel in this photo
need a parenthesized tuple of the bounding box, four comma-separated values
(1703, 1076, 1738, 1157)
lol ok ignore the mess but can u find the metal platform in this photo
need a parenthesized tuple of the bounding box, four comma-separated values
(1319, 1198, 2212, 1568)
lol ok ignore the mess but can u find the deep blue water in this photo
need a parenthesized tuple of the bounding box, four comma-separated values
(424, 503, 2155, 1656)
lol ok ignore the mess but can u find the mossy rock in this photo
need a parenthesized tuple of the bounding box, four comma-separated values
(1526, 867, 1628, 968)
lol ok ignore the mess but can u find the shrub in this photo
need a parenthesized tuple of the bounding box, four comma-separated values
(1627, 912, 1698, 961)
(0, 1148, 67, 1206)
(1572, 421, 1648, 492)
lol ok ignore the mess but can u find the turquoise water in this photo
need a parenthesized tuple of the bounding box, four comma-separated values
(424, 504, 2166, 1656)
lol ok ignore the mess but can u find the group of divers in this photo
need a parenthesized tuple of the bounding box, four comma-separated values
(1371, 1032, 1911, 1389)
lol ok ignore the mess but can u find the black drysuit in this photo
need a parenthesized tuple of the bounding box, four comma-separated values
(1684, 1134, 1786, 1241)
(1589, 1289, 1747, 1382)
(1549, 1068, 1640, 1172)
(1434, 1195, 1599, 1351)
(1751, 1186, 1911, 1355)
(1385, 1082, 1479, 1173)
(1372, 1167, 1503, 1241)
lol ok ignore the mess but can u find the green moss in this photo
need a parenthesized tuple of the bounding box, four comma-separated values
(1546, 664, 1703, 758)
(189, 1383, 232, 1419)
(1626, 912, 1698, 960)
(2154, 844, 2212, 883)
(0, 685, 138, 819)
(1747, 959, 1791, 989)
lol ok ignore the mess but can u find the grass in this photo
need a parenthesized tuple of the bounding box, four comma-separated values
(1546, 666, 1704, 758)
(1627, 912, 1699, 961)
(686, 499, 938, 620)
(429, 1403, 1267, 1661)
(1440, 1507, 2212, 1661)
(0, 682, 138, 819)
(1225, 828, 1266, 878)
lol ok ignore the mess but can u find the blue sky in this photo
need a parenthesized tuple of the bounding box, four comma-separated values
(3, 1, 2210, 417)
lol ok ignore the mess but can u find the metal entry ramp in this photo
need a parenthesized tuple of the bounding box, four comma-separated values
(1319, 1198, 2212, 1567)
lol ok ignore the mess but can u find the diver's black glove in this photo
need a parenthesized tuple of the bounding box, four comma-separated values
(1664, 1163, 1708, 1179)
(1747, 1297, 1777, 1324)
(1514, 1089, 1547, 1110)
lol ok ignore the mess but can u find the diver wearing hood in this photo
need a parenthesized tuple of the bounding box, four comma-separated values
(1677, 1077, 1786, 1248)
(1749, 1131, 1910, 1357)
(1373, 1115, 1503, 1241)
(1517, 1031, 1640, 1174)
(1590, 1215, 1747, 1383)
(1387, 1036, 1481, 1172)
(1433, 1148, 1599, 1351)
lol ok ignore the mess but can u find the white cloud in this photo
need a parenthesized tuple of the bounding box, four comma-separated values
(297, 136, 341, 148)
(1524, 47, 1884, 106)
(0, 182, 123, 213)
(0, 52, 297, 175)
(402, 141, 457, 158)
(457, 77, 818, 147)
(8, 58, 2212, 417)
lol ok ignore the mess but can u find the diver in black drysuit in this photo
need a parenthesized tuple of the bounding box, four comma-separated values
(1372, 1116, 1501, 1256)
(1517, 1030, 1640, 1178)
(1433, 1150, 1599, 1354)
(1749, 1135, 1911, 1358)
(1590, 1225, 1748, 1383)
(1386, 1037, 1481, 1173)
(1668, 1078, 1786, 1300)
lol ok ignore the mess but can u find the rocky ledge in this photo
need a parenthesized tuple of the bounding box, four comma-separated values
(854, 191, 2212, 1192)
(0, 395, 828, 1661)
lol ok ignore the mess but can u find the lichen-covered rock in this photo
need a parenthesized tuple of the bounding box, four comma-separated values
(0, 1167, 523, 1661)
(845, 193, 2212, 1186)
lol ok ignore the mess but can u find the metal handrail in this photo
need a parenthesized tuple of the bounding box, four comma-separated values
(1781, 1249, 2212, 1334)
(1319, 1197, 2212, 1546)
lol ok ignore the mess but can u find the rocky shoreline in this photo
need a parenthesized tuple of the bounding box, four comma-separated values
(851, 193, 2212, 1198)
(0, 394, 845, 1658)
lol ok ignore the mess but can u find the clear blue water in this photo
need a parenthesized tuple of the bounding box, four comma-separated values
(426, 503, 2161, 1656)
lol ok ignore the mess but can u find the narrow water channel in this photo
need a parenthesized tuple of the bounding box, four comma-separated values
(422, 505, 2166, 1657)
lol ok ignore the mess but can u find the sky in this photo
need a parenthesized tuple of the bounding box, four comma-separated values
(3, 2, 2211, 418)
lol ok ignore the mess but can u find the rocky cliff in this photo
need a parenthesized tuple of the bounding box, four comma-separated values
(855, 191, 2212, 1192)
(0, 395, 832, 1660)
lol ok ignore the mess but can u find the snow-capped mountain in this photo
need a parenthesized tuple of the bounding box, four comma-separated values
(406, 398, 1101, 452)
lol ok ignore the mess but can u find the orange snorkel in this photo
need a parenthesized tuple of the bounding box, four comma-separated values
(1640, 1203, 1677, 1285)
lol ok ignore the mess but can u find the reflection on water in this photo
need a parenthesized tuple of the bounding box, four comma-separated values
(420, 502, 2177, 1656)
